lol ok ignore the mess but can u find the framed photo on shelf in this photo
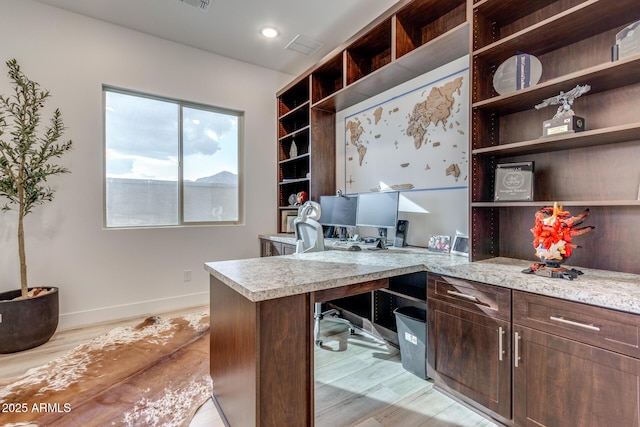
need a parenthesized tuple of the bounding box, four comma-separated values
(451, 234, 470, 257)
(428, 235, 451, 253)
(281, 210, 298, 234)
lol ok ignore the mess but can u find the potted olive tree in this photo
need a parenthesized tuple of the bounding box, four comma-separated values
(0, 59, 73, 353)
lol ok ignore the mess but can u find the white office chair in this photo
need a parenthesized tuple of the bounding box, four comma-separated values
(294, 201, 324, 254)
(294, 201, 355, 346)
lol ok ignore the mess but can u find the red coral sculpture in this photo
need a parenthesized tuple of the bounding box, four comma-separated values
(525, 202, 594, 279)
(531, 202, 593, 262)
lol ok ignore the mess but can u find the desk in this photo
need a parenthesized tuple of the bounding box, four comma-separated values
(205, 247, 640, 426)
(209, 274, 387, 426)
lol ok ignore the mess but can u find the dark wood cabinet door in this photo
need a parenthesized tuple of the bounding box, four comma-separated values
(260, 239, 282, 257)
(282, 242, 296, 255)
(428, 299, 511, 419)
(513, 325, 640, 427)
(260, 239, 296, 257)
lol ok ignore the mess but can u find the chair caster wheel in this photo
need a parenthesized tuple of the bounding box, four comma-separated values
(348, 328, 356, 335)
(315, 340, 323, 347)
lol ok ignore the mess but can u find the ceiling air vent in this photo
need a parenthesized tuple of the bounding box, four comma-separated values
(178, 0, 211, 12)
(285, 35, 324, 56)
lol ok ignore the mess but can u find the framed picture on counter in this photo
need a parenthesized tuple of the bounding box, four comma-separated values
(281, 210, 298, 234)
(451, 234, 469, 256)
(428, 235, 451, 253)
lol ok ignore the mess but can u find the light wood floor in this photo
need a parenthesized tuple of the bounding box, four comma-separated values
(0, 306, 497, 427)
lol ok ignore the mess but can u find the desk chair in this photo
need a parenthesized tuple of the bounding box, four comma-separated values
(294, 201, 356, 346)
(293, 201, 324, 254)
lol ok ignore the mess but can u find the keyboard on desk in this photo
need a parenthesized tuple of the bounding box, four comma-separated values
(327, 239, 385, 250)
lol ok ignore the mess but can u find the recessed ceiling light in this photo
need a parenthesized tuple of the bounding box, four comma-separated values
(260, 27, 279, 38)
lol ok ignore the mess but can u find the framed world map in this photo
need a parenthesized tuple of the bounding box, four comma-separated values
(342, 63, 469, 194)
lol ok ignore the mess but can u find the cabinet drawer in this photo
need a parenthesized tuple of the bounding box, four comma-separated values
(427, 274, 511, 321)
(513, 291, 640, 358)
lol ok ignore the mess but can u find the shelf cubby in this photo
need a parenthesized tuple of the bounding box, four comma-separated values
(472, 0, 640, 64)
(279, 157, 310, 182)
(278, 104, 309, 138)
(278, 180, 310, 209)
(345, 18, 392, 86)
(395, 0, 466, 59)
(472, 0, 577, 51)
(278, 127, 310, 162)
(472, 51, 640, 111)
(472, 122, 640, 157)
(311, 53, 344, 104)
(278, 78, 309, 117)
(373, 289, 426, 333)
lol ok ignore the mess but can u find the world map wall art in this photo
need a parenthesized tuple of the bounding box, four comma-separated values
(344, 67, 469, 194)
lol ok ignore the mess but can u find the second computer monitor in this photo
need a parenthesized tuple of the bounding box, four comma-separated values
(318, 195, 358, 239)
(356, 191, 399, 240)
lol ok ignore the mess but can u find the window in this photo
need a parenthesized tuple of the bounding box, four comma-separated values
(103, 87, 243, 227)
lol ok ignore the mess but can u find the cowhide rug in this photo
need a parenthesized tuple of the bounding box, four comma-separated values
(0, 312, 212, 427)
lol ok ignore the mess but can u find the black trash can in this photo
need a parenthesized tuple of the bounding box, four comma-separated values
(394, 306, 428, 379)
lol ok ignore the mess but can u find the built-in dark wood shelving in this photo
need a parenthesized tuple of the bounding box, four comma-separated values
(278, 100, 309, 120)
(276, 0, 470, 230)
(279, 178, 310, 185)
(473, 200, 640, 208)
(470, 0, 640, 274)
(472, 122, 640, 156)
(472, 54, 640, 113)
(346, 19, 392, 86)
(278, 79, 309, 117)
(472, 0, 640, 64)
(311, 53, 344, 104)
(312, 23, 469, 112)
(395, 0, 466, 59)
(378, 288, 424, 304)
(278, 104, 309, 138)
(279, 153, 310, 165)
(472, 0, 558, 29)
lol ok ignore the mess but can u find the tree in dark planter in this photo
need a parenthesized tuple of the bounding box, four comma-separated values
(0, 59, 73, 353)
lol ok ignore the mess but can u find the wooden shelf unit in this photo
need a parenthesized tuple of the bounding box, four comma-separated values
(276, 0, 470, 232)
(276, 76, 335, 232)
(307, 0, 469, 113)
(469, 0, 640, 273)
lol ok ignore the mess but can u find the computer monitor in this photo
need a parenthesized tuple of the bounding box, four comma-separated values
(356, 191, 399, 241)
(318, 195, 358, 239)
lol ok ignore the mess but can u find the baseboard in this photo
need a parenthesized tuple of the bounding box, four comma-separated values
(58, 291, 209, 330)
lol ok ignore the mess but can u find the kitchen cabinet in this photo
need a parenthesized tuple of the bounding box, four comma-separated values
(427, 274, 512, 422)
(260, 238, 295, 257)
(512, 290, 640, 426)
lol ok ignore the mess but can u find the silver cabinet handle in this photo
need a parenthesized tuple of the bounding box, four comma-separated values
(549, 316, 601, 332)
(446, 290, 479, 303)
(498, 326, 505, 362)
(514, 331, 521, 368)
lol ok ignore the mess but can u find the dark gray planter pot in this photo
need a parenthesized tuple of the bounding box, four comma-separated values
(0, 287, 59, 353)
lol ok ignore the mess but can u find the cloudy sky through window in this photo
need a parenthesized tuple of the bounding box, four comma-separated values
(105, 91, 238, 182)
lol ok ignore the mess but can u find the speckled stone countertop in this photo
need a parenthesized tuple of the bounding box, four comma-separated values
(203, 234, 640, 315)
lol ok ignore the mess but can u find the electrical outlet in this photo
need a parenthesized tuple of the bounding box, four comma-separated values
(183, 270, 192, 282)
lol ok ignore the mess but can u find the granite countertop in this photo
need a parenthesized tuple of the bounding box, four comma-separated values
(204, 234, 640, 315)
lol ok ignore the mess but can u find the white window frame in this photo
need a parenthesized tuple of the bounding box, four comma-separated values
(102, 86, 244, 228)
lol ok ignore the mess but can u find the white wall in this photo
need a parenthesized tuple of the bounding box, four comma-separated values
(0, 0, 291, 328)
